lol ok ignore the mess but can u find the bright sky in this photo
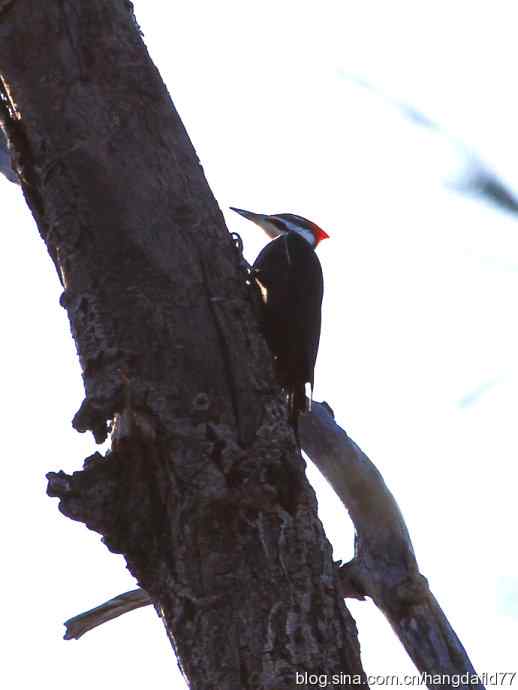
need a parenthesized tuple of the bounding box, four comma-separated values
(1, 2, 517, 688)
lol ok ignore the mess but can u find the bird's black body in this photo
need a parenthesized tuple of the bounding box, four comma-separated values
(230, 205, 328, 428)
(253, 231, 324, 423)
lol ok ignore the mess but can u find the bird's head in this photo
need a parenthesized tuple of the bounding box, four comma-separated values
(230, 207, 330, 249)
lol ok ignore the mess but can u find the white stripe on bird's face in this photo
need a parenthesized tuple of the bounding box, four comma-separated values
(270, 216, 317, 248)
(288, 224, 317, 247)
(258, 218, 286, 240)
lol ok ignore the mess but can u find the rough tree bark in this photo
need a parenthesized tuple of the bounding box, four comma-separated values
(0, 2, 366, 689)
(62, 403, 486, 690)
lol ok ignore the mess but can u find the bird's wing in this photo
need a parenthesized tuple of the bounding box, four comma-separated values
(253, 233, 323, 388)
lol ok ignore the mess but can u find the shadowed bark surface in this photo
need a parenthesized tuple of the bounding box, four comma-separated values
(0, 2, 366, 688)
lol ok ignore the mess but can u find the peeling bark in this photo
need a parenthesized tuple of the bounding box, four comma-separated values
(0, 2, 366, 688)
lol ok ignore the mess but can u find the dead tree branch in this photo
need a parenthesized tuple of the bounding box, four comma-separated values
(63, 588, 151, 640)
(300, 403, 484, 687)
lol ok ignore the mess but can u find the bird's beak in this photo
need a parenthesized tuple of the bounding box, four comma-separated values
(229, 207, 263, 222)
(229, 207, 283, 240)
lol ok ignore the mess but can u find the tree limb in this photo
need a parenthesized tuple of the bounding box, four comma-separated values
(64, 588, 152, 640)
(299, 403, 484, 687)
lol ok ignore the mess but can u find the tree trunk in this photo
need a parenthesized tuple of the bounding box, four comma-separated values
(0, 2, 366, 688)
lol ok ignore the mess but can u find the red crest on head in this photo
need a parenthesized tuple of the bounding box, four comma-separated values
(312, 223, 330, 245)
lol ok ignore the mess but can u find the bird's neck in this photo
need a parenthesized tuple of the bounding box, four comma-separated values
(288, 227, 317, 248)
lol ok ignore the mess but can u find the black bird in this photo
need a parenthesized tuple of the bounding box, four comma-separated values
(230, 207, 329, 425)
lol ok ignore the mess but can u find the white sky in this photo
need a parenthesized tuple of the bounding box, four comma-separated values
(1, 1, 517, 687)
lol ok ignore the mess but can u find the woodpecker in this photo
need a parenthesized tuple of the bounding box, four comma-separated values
(230, 207, 329, 425)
